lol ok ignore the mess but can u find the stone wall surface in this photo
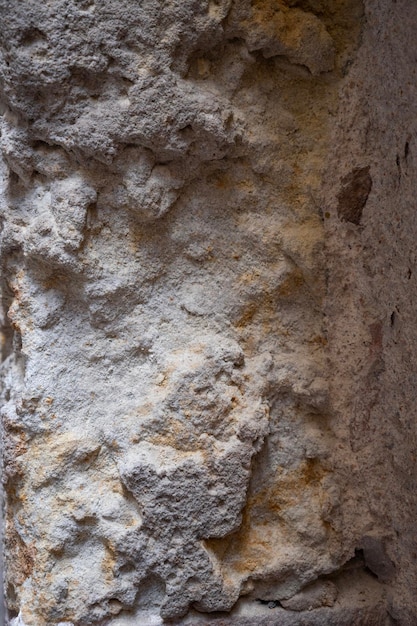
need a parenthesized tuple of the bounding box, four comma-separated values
(0, 0, 415, 624)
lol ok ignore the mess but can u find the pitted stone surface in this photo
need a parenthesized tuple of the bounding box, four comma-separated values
(1, 0, 415, 624)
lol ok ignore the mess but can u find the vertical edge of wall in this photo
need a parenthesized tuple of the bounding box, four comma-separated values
(324, 0, 417, 622)
(1, 149, 6, 626)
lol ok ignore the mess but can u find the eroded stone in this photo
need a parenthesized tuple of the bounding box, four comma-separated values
(1, 0, 411, 624)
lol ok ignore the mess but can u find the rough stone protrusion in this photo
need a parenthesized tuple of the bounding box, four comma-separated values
(2, 0, 416, 624)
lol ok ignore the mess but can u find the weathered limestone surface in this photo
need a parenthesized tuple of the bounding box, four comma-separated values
(0, 0, 416, 624)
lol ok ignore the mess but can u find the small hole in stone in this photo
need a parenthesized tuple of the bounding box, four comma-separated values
(20, 28, 47, 46)
(118, 562, 135, 574)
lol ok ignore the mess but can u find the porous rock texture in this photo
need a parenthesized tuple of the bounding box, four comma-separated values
(0, 0, 415, 624)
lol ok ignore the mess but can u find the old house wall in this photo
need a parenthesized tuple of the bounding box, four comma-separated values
(0, 1, 416, 624)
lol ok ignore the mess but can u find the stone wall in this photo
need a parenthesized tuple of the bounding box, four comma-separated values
(0, 0, 416, 624)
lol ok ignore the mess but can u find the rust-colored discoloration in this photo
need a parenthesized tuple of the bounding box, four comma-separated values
(5, 523, 36, 587)
(206, 458, 330, 574)
(102, 543, 117, 583)
(232, 268, 307, 350)
(2, 422, 27, 508)
(277, 267, 305, 297)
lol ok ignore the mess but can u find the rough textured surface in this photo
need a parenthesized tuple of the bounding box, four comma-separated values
(0, 0, 415, 624)
(322, 2, 417, 624)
